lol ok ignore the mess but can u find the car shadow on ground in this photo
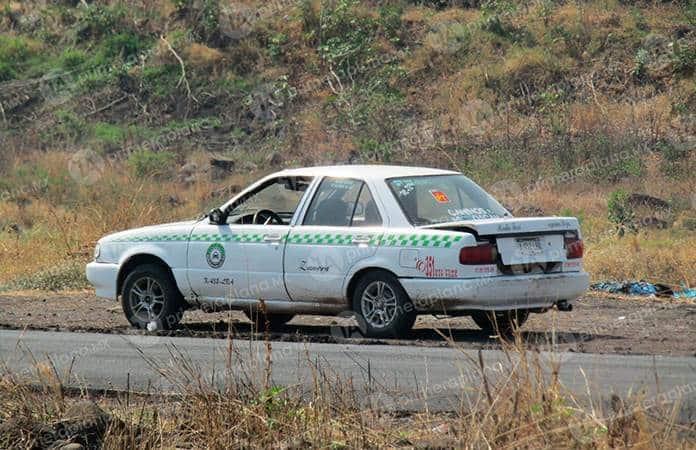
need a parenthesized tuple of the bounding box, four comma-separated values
(174, 320, 618, 348)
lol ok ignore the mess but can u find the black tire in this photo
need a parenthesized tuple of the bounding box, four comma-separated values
(121, 264, 185, 330)
(244, 311, 295, 331)
(471, 310, 529, 336)
(352, 271, 416, 338)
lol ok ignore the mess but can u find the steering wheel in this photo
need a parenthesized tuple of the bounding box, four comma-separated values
(252, 209, 284, 225)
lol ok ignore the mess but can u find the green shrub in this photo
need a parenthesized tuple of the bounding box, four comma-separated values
(77, 4, 126, 39)
(357, 137, 393, 163)
(128, 150, 177, 178)
(632, 48, 649, 79)
(607, 189, 636, 237)
(267, 33, 288, 60)
(141, 64, 181, 97)
(671, 39, 695, 75)
(315, 0, 378, 75)
(101, 32, 149, 61)
(54, 110, 87, 143)
(0, 62, 16, 82)
(60, 48, 87, 70)
(479, 0, 532, 45)
(92, 123, 127, 152)
(0, 35, 38, 80)
(658, 141, 691, 178)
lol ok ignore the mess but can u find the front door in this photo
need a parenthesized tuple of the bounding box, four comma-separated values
(187, 221, 247, 302)
(223, 176, 313, 301)
(284, 177, 384, 303)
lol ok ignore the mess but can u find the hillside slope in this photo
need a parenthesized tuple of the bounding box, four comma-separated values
(0, 0, 694, 287)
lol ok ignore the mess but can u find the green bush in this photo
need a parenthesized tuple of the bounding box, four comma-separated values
(128, 150, 177, 178)
(101, 32, 149, 61)
(0, 35, 38, 80)
(314, 0, 378, 75)
(0, 61, 16, 82)
(77, 4, 126, 39)
(479, 0, 533, 45)
(60, 48, 87, 70)
(607, 189, 636, 237)
(671, 39, 695, 75)
(54, 110, 87, 143)
(92, 123, 128, 152)
(658, 141, 691, 178)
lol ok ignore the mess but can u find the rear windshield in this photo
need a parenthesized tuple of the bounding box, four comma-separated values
(387, 175, 508, 225)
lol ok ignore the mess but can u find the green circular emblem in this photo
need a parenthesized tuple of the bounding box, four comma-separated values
(206, 243, 226, 269)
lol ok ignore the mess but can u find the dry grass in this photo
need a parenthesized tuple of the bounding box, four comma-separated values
(1, 333, 694, 448)
(0, 150, 694, 288)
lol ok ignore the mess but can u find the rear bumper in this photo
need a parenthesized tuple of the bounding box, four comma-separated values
(400, 271, 590, 312)
(86, 262, 119, 300)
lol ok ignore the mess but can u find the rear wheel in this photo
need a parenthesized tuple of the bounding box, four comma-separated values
(352, 271, 416, 338)
(122, 264, 185, 330)
(245, 311, 295, 331)
(471, 310, 529, 335)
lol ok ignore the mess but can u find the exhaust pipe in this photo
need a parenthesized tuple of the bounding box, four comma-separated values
(556, 300, 573, 312)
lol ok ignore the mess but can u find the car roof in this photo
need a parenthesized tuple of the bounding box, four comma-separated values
(274, 165, 459, 181)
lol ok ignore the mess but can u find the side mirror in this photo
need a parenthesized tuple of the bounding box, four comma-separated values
(208, 208, 227, 225)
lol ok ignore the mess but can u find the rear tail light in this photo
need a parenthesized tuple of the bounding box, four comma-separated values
(564, 234, 584, 259)
(459, 242, 497, 265)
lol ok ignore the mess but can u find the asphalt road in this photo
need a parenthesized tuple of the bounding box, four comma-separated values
(1, 330, 695, 417)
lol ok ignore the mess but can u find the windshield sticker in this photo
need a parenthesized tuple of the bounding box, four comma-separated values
(391, 180, 415, 197)
(327, 180, 355, 190)
(447, 207, 498, 220)
(429, 190, 450, 204)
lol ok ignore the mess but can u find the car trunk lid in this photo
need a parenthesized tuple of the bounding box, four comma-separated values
(422, 217, 579, 265)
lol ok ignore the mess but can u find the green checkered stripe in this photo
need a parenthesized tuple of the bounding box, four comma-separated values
(113, 232, 462, 248)
(378, 233, 463, 248)
(286, 233, 356, 245)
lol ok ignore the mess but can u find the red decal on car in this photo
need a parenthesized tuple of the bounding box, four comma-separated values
(416, 256, 458, 278)
(429, 190, 450, 203)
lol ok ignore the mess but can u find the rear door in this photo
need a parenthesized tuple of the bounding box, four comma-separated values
(283, 177, 384, 303)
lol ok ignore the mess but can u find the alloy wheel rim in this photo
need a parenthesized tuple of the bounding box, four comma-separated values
(361, 281, 398, 329)
(129, 277, 165, 323)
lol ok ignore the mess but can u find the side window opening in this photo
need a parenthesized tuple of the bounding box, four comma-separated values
(303, 178, 382, 227)
(227, 176, 312, 225)
(350, 183, 382, 227)
(303, 178, 363, 227)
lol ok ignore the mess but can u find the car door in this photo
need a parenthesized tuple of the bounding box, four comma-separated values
(187, 220, 247, 302)
(227, 176, 313, 301)
(283, 177, 384, 304)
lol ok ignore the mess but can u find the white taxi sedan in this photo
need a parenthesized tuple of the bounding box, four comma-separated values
(87, 165, 589, 337)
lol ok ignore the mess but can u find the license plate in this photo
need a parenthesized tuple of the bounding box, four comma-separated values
(496, 235, 565, 265)
(515, 237, 543, 256)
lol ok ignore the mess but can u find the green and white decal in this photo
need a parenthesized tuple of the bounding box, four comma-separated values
(205, 243, 226, 269)
(114, 232, 463, 248)
(116, 233, 462, 248)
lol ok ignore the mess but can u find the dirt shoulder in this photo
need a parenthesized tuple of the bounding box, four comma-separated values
(0, 290, 694, 356)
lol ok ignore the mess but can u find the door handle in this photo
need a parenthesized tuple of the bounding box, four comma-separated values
(264, 234, 282, 242)
(352, 236, 371, 245)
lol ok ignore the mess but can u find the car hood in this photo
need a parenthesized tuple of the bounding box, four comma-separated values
(99, 219, 200, 244)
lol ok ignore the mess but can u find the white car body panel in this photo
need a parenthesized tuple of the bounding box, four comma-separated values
(86, 165, 590, 316)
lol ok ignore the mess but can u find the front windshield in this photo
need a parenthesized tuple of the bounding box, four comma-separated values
(387, 175, 509, 225)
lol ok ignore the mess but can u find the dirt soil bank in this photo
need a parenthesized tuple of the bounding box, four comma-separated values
(0, 291, 694, 356)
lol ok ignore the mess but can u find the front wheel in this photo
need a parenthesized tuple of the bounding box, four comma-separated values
(471, 310, 529, 335)
(352, 271, 416, 338)
(122, 264, 185, 330)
